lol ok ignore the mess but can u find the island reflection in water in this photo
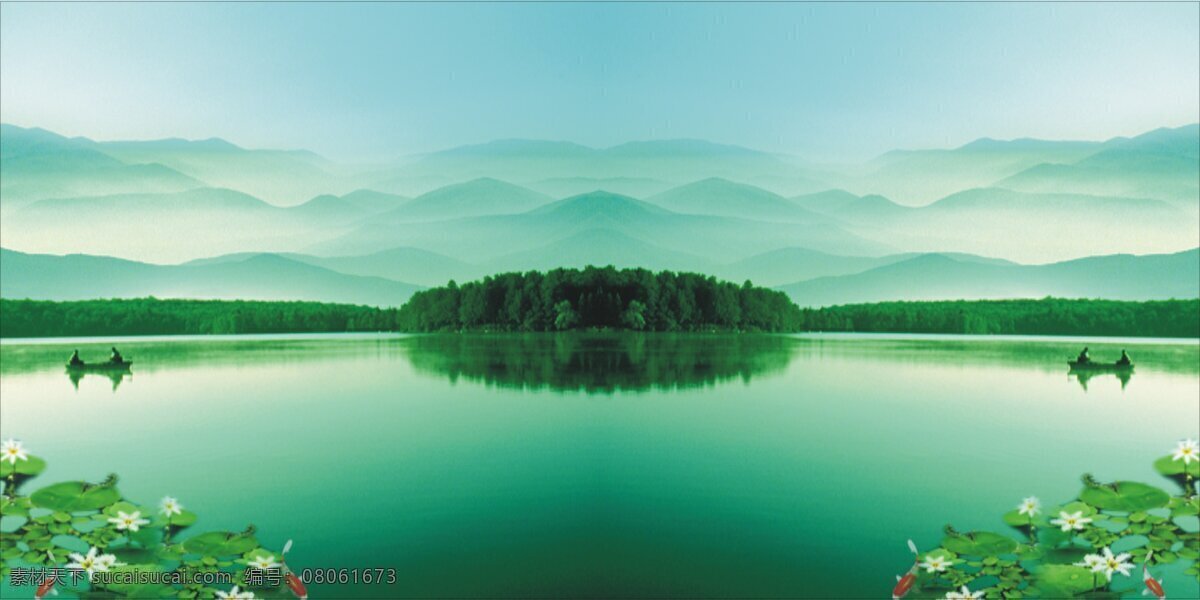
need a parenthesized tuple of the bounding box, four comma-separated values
(402, 333, 796, 393)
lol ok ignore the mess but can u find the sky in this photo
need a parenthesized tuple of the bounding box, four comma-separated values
(1, 2, 1197, 161)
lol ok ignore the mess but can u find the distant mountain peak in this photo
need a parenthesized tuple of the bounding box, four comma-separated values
(532, 190, 671, 216)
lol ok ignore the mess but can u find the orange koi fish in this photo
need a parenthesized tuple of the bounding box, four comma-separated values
(892, 539, 920, 600)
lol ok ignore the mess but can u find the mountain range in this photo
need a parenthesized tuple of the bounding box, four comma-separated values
(0, 248, 420, 307)
(4, 246, 1194, 310)
(1, 122, 1196, 308)
(778, 249, 1200, 307)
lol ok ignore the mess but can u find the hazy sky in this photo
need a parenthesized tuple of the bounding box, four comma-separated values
(2, 2, 1197, 161)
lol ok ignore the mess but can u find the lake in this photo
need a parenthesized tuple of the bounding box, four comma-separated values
(2, 333, 1198, 598)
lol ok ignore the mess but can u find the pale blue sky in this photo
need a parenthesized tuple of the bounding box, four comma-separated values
(1, 2, 1197, 161)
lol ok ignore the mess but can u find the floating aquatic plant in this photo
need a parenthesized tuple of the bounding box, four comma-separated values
(894, 439, 1200, 599)
(1, 440, 303, 598)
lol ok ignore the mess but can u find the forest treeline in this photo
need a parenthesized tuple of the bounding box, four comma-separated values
(2, 285, 1197, 338)
(0, 298, 396, 338)
(396, 267, 802, 332)
(801, 298, 1200, 338)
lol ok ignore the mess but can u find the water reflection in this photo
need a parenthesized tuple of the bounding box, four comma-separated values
(403, 333, 796, 393)
(1070, 369, 1133, 391)
(66, 367, 131, 391)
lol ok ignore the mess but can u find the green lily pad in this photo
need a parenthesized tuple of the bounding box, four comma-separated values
(168, 510, 198, 528)
(1168, 496, 1200, 518)
(0, 496, 32, 517)
(182, 531, 259, 557)
(111, 546, 165, 565)
(31, 481, 120, 512)
(103, 564, 173, 598)
(1154, 455, 1200, 478)
(1036, 547, 1089, 566)
(103, 501, 146, 517)
(1034, 564, 1098, 596)
(1003, 510, 1034, 528)
(1080, 481, 1170, 512)
(941, 531, 1018, 556)
(0, 455, 46, 477)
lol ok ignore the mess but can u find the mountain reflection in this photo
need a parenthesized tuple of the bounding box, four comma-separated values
(402, 333, 797, 393)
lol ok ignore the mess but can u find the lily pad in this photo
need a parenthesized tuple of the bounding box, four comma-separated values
(1168, 496, 1200, 518)
(182, 531, 259, 557)
(1079, 481, 1170, 512)
(0, 496, 32, 517)
(111, 546, 165, 565)
(1034, 564, 1097, 596)
(168, 510, 198, 528)
(31, 481, 120, 512)
(1154, 455, 1200, 478)
(103, 501, 146, 517)
(941, 531, 1018, 556)
(103, 564, 173, 598)
(0, 455, 46, 477)
(1003, 510, 1034, 528)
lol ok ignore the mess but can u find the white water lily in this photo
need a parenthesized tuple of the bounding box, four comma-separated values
(215, 586, 256, 599)
(945, 586, 984, 600)
(160, 496, 184, 517)
(918, 553, 953, 573)
(1, 439, 29, 465)
(1074, 552, 1104, 570)
(1017, 496, 1041, 517)
(1095, 546, 1133, 580)
(248, 554, 281, 571)
(108, 510, 150, 532)
(1049, 510, 1092, 532)
(96, 552, 124, 569)
(66, 547, 110, 581)
(1173, 438, 1199, 465)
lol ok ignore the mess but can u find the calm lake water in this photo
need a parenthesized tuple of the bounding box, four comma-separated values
(1, 333, 1198, 598)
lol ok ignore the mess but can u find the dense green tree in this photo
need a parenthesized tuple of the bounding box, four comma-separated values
(397, 267, 804, 332)
(799, 298, 1199, 338)
(0, 298, 396, 338)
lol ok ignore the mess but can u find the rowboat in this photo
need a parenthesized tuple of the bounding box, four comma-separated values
(1068, 360, 1133, 372)
(66, 361, 133, 372)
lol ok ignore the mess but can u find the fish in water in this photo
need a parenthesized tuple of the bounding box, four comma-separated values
(891, 539, 920, 599)
(34, 575, 57, 599)
(1143, 552, 1166, 599)
(35, 551, 58, 599)
(281, 539, 309, 600)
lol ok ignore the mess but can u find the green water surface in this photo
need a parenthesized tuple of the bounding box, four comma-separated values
(1, 333, 1198, 598)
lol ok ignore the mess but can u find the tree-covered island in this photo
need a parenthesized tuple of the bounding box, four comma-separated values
(397, 267, 802, 332)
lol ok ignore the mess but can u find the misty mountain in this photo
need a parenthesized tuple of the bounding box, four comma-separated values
(791, 189, 912, 220)
(294, 189, 411, 220)
(95, 136, 354, 205)
(2, 188, 356, 262)
(186, 247, 480, 288)
(365, 138, 820, 196)
(997, 124, 1200, 209)
(0, 124, 204, 212)
(778, 249, 1200, 307)
(377, 177, 554, 222)
(313, 191, 893, 263)
(484, 229, 714, 273)
(791, 187, 1196, 263)
(840, 136, 1103, 205)
(647, 178, 825, 222)
(524, 176, 673, 198)
(0, 248, 421, 307)
(713, 247, 1014, 288)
